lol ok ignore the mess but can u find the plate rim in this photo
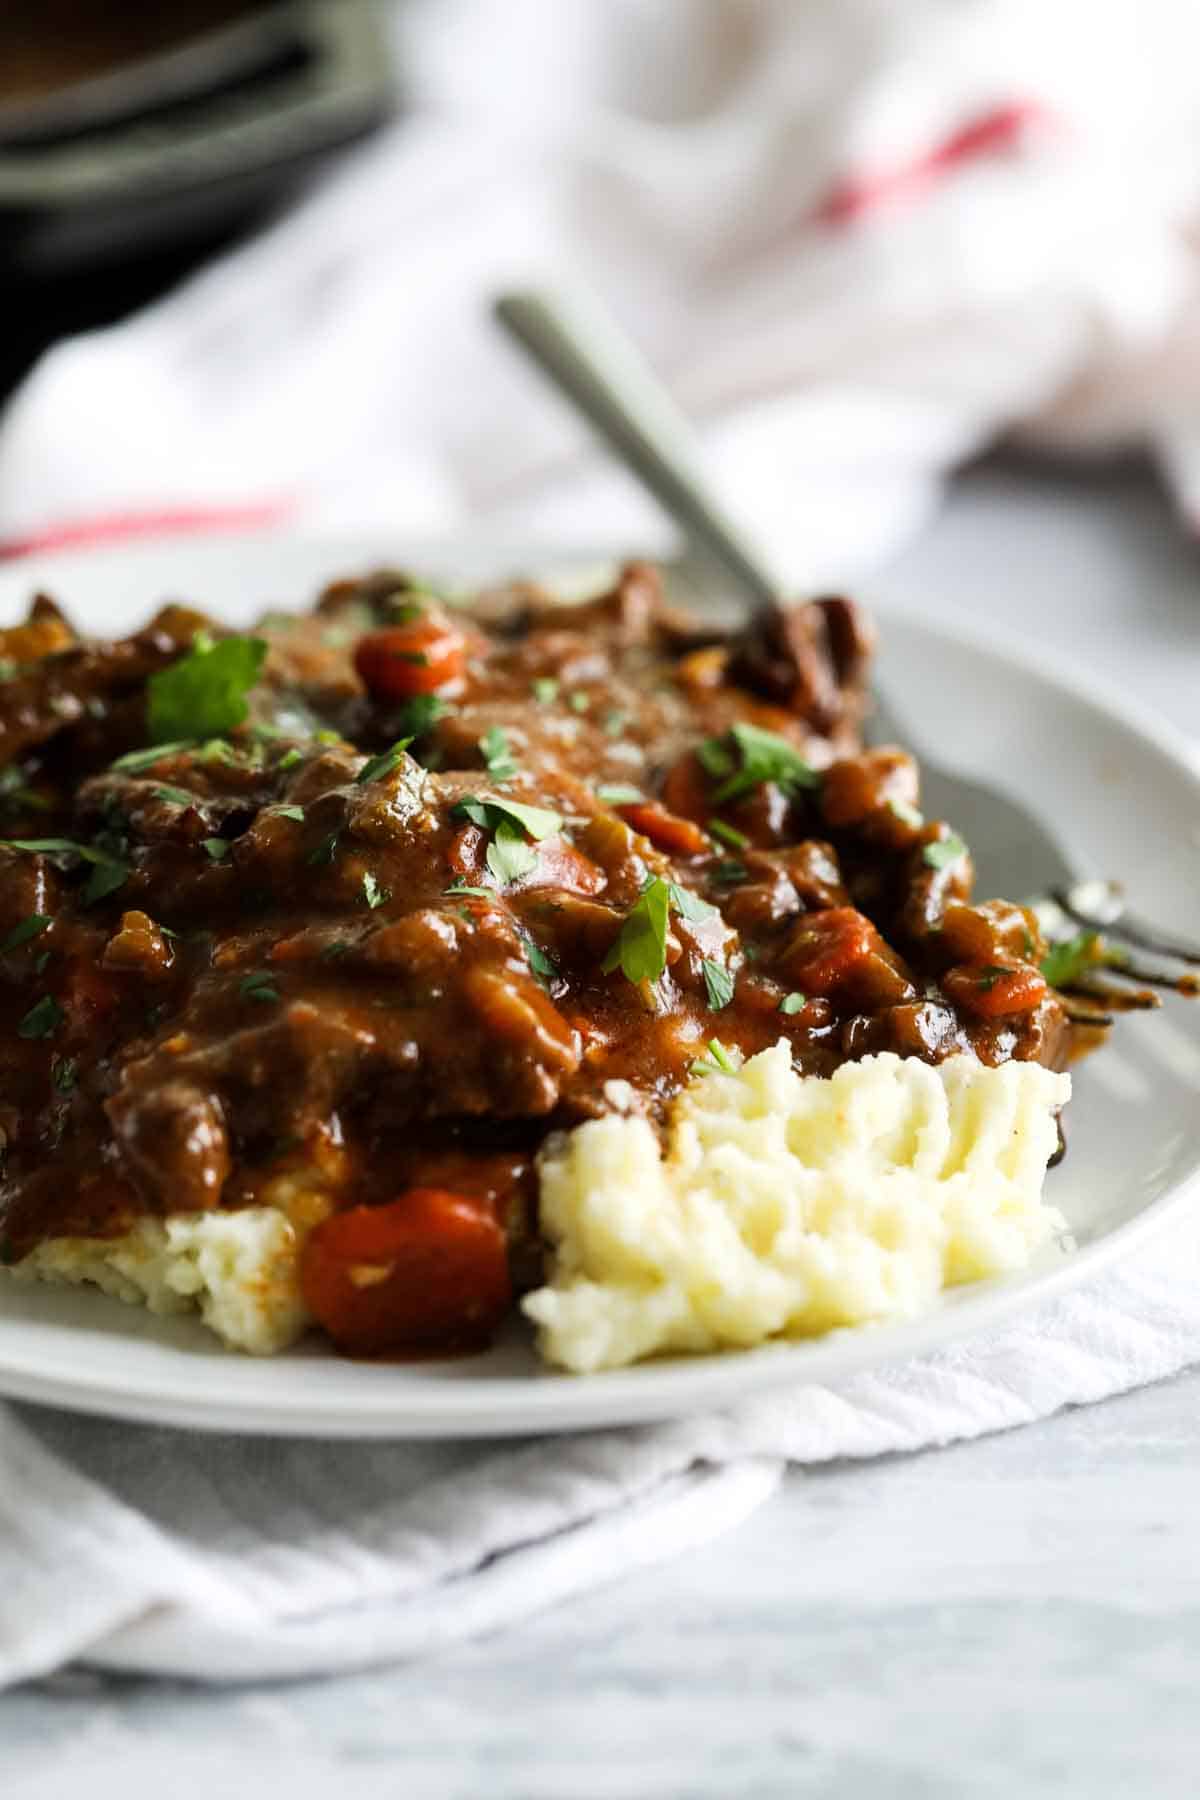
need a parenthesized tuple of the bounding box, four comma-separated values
(0, 532, 1196, 1436)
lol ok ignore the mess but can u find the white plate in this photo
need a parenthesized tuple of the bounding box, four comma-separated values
(0, 531, 1197, 1437)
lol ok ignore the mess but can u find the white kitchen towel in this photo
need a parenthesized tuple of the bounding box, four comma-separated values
(2, 0, 1200, 580)
(4, 1203, 1199, 1690)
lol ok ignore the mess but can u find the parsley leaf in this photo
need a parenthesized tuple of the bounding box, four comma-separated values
(602, 876, 671, 985)
(201, 837, 230, 862)
(110, 740, 195, 774)
(306, 830, 340, 867)
(888, 798, 925, 829)
(976, 965, 1013, 992)
(531, 677, 559, 705)
(239, 973, 279, 1004)
(394, 692, 448, 737)
(356, 738, 414, 786)
(0, 914, 50, 953)
(51, 1055, 77, 1093)
(667, 882, 717, 923)
(451, 795, 562, 841)
(691, 1038, 739, 1076)
(479, 726, 518, 781)
(18, 994, 63, 1039)
(362, 871, 391, 910)
(147, 634, 267, 743)
(0, 838, 128, 905)
(923, 834, 968, 870)
(486, 819, 538, 886)
(277, 746, 305, 772)
(568, 692, 590, 714)
(703, 723, 819, 804)
(1040, 931, 1099, 990)
(153, 785, 195, 807)
(778, 992, 807, 1015)
(274, 805, 305, 823)
(525, 939, 559, 988)
(445, 879, 491, 898)
(708, 818, 749, 850)
(702, 958, 734, 1011)
(596, 783, 643, 806)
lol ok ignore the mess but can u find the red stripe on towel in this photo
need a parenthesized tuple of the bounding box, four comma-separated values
(0, 500, 293, 561)
(813, 99, 1058, 227)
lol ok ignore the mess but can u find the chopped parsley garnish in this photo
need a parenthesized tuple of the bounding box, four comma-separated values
(0, 914, 50, 953)
(486, 820, 538, 886)
(445, 878, 491, 898)
(51, 1055, 78, 1093)
(922, 834, 968, 870)
(306, 830, 340, 867)
(702, 958, 734, 1011)
(0, 838, 128, 906)
(274, 805, 305, 823)
(479, 726, 518, 781)
(778, 992, 807, 1015)
(602, 875, 671, 985)
(698, 724, 818, 805)
(691, 1038, 738, 1077)
(977, 965, 1012, 992)
(356, 738, 414, 785)
(666, 881, 717, 923)
(602, 877, 722, 988)
(568, 692, 590, 714)
(1040, 931, 1099, 990)
(888, 798, 925, 829)
(153, 785, 194, 807)
(201, 837, 230, 862)
(395, 692, 449, 737)
(239, 973, 280, 1004)
(712, 859, 747, 886)
(110, 740, 197, 774)
(451, 795, 563, 841)
(147, 633, 267, 743)
(596, 783, 643, 806)
(362, 871, 391, 910)
(531, 677, 560, 705)
(17, 994, 63, 1039)
(525, 940, 559, 988)
(603, 710, 627, 737)
(277, 747, 305, 772)
(708, 818, 749, 850)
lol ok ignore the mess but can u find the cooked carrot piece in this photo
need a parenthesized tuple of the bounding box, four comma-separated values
(354, 619, 465, 699)
(300, 1188, 511, 1355)
(617, 799, 709, 858)
(943, 963, 1048, 1019)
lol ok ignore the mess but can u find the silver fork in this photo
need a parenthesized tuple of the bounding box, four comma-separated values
(493, 286, 1200, 997)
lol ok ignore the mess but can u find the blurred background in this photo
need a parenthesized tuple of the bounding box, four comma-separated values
(2, 0, 1199, 595)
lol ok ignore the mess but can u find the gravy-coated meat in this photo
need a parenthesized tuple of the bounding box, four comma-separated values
(0, 564, 1072, 1350)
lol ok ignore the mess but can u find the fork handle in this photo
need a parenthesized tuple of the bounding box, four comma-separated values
(493, 288, 784, 614)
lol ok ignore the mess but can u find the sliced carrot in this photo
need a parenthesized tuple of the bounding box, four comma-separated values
(300, 1188, 511, 1356)
(354, 619, 465, 699)
(943, 963, 1048, 1019)
(617, 799, 709, 858)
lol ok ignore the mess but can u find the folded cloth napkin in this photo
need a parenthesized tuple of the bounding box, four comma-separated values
(4, 0, 1200, 1693)
(2, 0, 1200, 578)
(3, 1209, 1199, 1690)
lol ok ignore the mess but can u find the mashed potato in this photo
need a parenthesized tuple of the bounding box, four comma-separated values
(5, 1046, 1070, 1366)
(8, 1207, 310, 1355)
(523, 1044, 1070, 1374)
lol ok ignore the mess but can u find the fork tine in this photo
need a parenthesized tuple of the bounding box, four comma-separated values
(1051, 884, 1200, 967)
